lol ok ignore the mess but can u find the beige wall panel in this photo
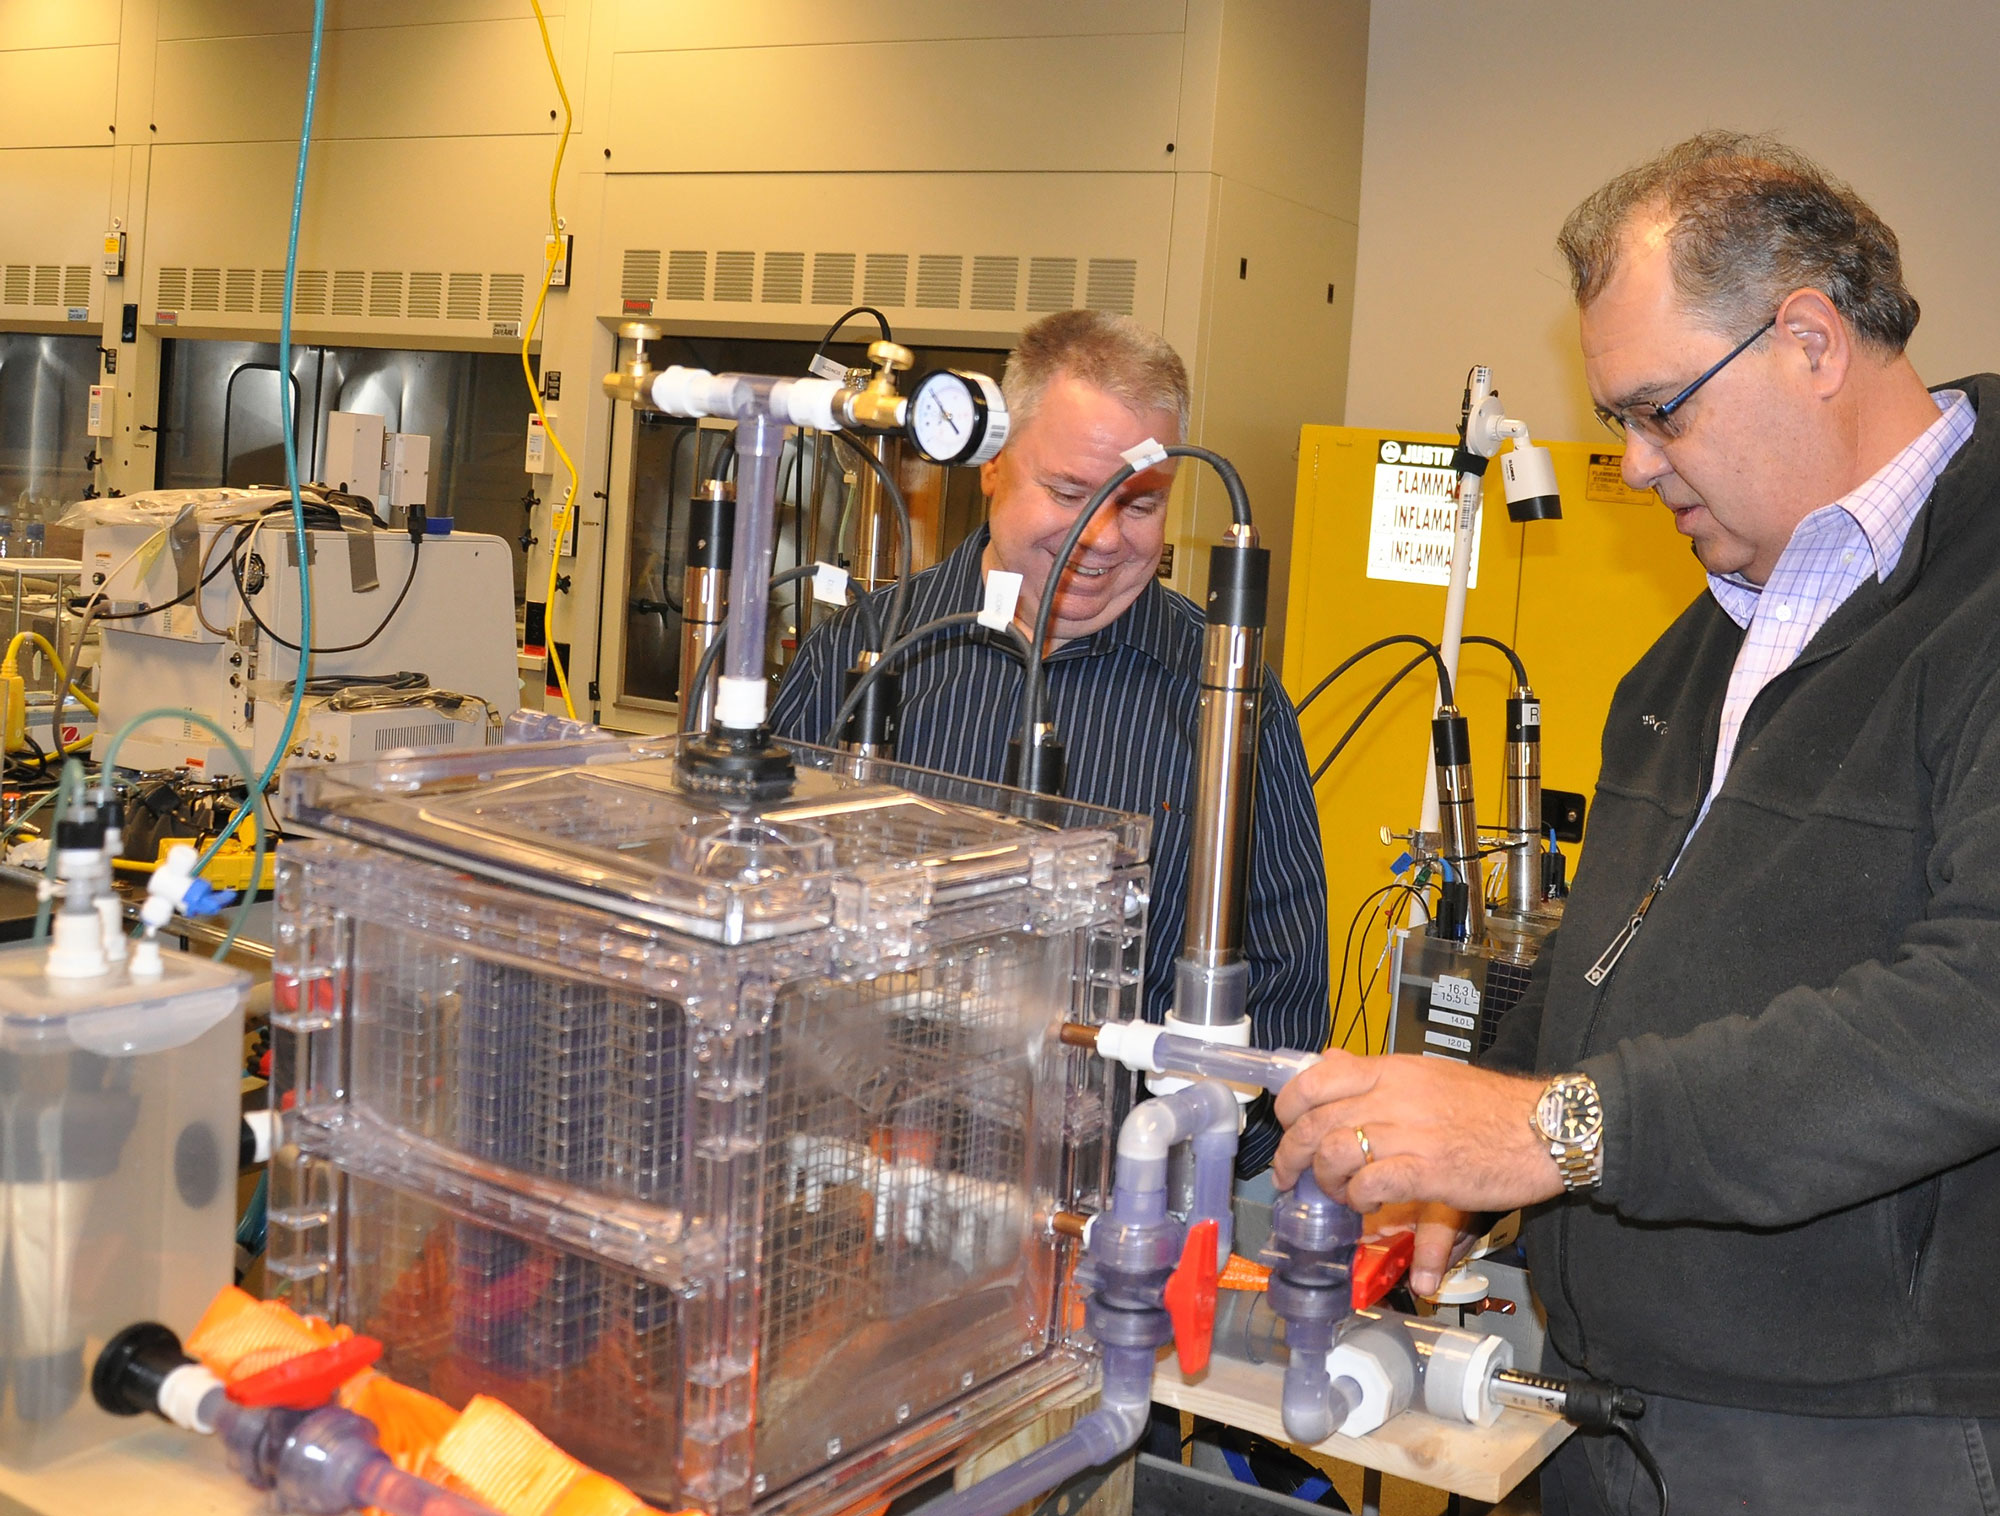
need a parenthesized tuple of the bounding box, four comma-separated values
(0, 0, 119, 51)
(144, 135, 553, 346)
(1212, 0, 1367, 220)
(0, 146, 112, 328)
(1191, 177, 1355, 661)
(0, 45, 118, 149)
(598, 169, 1173, 343)
(155, 17, 565, 142)
(158, 0, 562, 41)
(1347, 0, 2000, 441)
(605, 34, 1183, 174)
(611, 0, 1182, 51)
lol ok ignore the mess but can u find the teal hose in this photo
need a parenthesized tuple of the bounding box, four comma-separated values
(29, 759, 87, 941)
(193, 0, 324, 879)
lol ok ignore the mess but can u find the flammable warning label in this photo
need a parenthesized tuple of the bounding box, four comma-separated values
(1366, 439, 1481, 588)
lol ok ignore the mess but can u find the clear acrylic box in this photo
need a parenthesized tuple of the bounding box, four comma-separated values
(0, 943, 248, 1468)
(270, 736, 1150, 1514)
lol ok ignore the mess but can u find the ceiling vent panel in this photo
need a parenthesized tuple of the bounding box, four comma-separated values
(621, 248, 661, 303)
(64, 266, 90, 308)
(295, 270, 329, 317)
(916, 254, 963, 310)
(862, 253, 908, 308)
(259, 269, 285, 313)
(224, 268, 256, 313)
(714, 251, 754, 303)
(407, 272, 442, 319)
(811, 252, 855, 307)
(488, 273, 524, 322)
(1085, 257, 1138, 316)
(760, 252, 804, 305)
(1027, 257, 1077, 313)
(189, 268, 222, 312)
(369, 271, 403, 319)
(970, 256, 1019, 312)
(331, 270, 365, 316)
(665, 250, 705, 302)
(3, 266, 29, 305)
(446, 273, 483, 321)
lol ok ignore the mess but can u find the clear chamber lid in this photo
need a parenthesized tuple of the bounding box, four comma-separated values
(0, 944, 250, 1054)
(283, 735, 1151, 943)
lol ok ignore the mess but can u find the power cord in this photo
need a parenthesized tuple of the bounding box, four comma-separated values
(228, 506, 426, 655)
(1310, 650, 1434, 784)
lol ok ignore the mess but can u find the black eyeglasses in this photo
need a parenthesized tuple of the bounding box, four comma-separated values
(1594, 316, 1777, 445)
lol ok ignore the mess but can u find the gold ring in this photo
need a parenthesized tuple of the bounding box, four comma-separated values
(1355, 1126, 1374, 1165)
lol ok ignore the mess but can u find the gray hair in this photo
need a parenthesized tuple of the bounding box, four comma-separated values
(1557, 130, 1920, 352)
(1000, 309, 1190, 439)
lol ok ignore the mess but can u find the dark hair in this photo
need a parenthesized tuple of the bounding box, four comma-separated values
(1557, 130, 1919, 352)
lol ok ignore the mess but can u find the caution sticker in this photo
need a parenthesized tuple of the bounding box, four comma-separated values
(1585, 453, 1658, 506)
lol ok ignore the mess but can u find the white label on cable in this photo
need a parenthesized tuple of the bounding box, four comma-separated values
(1430, 974, 1481, 1014)
(808, 353, 850, 383)
(1424, 1029, 1473, 1054)
(979, 569, 1023, 630)
(1120, 437, 1169, 472)
(1427, 1007, 1477, 1031)
(1522, 701, 1541, 724)
(812, 562, 849, 605)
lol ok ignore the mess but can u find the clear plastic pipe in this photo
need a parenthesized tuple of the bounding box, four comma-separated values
(274, 1405, 501, 1516)
(719, 407, 783, 719)
(1281, 1317, 1366, 1444)
(1152, 1032, 1319, 1093)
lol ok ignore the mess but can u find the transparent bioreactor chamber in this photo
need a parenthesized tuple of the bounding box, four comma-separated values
(267, 734, 1149, 1515)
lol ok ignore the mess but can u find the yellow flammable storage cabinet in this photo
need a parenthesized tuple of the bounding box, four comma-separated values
(1284, 426, 1707, 1055)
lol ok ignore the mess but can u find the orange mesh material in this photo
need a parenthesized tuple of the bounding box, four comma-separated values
(340, 1370, 460, 1477)
(185, 1286, 348, 1381)
(1219, 1254, 1271, 1292)
(429, 1395, 600, 1516)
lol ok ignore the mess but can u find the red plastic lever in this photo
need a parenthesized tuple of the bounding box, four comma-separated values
(227, 1335, 382, 1410)
(1350, 1232, 1415, 1311)
(1164, 1219, 1220, 1375)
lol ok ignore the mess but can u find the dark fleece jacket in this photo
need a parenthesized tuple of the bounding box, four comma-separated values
(1486, 374, 2000, 1415)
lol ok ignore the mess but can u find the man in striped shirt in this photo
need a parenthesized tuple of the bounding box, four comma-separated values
(771, 310, 1329, 1175)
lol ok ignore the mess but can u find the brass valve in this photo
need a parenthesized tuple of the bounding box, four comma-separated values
(602, 321, 665, 407)
(839, 340, 915, 430)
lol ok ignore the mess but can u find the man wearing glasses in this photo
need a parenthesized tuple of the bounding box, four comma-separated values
(1273, 131, 2000, 1508)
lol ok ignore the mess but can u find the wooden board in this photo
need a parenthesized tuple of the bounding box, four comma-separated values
(1148, 1348, 1570, 1503)
(0, 1426, 253, 1516)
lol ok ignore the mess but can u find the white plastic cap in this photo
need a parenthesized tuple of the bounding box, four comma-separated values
(158, 1363, 224, 1433)
(649, 365, 734, 419)
(714, 674, 768, 729)
(1327, 1339, 1401, 1437)
(777, 377, 840, 432)
(241, 1108, 278, 1165)
(46, 910, 107, 979)
(1092, 1018, 1164, 1074)
(978, 570, 1023, 631)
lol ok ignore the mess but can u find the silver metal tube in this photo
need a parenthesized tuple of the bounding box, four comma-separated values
(1502, 689, 1542, 917)
(852, 433, 897, 593)
(1433, 708, 1485, 942)
(1176, 522, 1267, 1027)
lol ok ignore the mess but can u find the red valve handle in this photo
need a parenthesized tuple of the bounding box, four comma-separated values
(1350, 1232, 1415, 1311)
(226, 1334, 382, 1410)
(1164, 1219, 1220, 1376)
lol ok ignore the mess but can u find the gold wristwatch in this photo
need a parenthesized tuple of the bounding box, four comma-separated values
(1531, 1072, 1605, 1191)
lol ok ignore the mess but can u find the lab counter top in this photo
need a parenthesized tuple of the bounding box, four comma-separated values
(0, 1425, 249, 1516)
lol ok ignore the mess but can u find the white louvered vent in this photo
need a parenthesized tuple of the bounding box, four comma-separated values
(331, 270, 364, 316)
(30, 266, 58, 306)
(3, 266, 28, 305)
(295, 270, 329, 316)
(970, 256, 1019, 311)
(157, 267, 188, 309)
(714, 251, 754, 302)
(666, 250, 705, 301)
(446, 273, 483, 320)
(375, 721, 458, 752)
(811, 252, 855, 306)
(189, 268, 222, 312)
(369, 271, 403, 318)
(63, 266, 89, 307)
(259, 269, 285, 313)
(863, 253, 908, 307)
(488, 273, 524, 321)
(407, 272, 442, 319)
(1027, 257, 1077, 313)
(224, 268, 255, 312)
(916, 254, 962, 309)
(1085, 257, 1138, 316)
(760, 252, 804, 304)
(621, 248, 661, 303)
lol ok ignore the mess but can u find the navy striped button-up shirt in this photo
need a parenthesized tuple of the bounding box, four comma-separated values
(770, 527, 1330, 1174)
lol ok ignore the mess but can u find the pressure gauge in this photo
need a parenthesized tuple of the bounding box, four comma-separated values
(906, 369, 1010, 467)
